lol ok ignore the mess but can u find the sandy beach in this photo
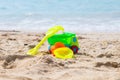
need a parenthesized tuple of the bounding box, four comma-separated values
(0, 31, 120, 80)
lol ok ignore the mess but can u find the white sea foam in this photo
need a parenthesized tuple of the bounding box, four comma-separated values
(0, 14, 120, 33)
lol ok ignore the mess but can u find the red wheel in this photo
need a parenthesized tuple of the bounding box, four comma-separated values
(71, 46, 79, 53)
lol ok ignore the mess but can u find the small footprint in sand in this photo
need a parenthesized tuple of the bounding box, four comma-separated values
(2, 60, 16, 69)
(2, 55, 32, 69)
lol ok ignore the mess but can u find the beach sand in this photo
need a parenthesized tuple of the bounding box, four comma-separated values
(0, 31, 120, 80)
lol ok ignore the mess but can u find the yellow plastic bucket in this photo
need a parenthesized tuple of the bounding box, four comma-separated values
(53, 47, 74, 59)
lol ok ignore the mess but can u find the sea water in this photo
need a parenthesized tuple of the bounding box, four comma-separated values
(0, 0, 120, 33)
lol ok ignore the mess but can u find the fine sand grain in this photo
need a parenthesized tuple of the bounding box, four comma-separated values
(0, 31, 120, 80)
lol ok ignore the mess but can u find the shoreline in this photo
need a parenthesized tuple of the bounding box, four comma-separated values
(0, 29, 120, 34)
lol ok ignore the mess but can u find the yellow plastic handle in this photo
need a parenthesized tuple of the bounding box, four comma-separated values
(27, 25, 64, 56)
(35, 25, 64, 49)
(46, 25, 64, 37)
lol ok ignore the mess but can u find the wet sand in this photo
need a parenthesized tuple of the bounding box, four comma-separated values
(0, 31, 120, 80)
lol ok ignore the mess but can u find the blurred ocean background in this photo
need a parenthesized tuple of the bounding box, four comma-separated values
(0, 0, 120, 33)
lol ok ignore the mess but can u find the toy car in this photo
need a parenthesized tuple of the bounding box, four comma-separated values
(48, 32, 80, 53)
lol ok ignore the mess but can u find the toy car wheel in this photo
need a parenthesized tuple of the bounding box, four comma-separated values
(71, 46, 79, 53)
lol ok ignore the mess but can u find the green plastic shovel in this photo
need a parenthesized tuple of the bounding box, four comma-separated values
(27, 25, 64, 56)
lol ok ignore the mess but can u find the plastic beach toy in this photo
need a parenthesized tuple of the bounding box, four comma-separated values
(54, 42, 65, 48)
(53, 47, 74, 59)
(48, 32, 80, 53)
(50, 42, 65, 55)
(27, 25, 64, 56)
